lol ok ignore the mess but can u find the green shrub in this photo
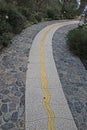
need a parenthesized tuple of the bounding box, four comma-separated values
(23, 20, 32, 28)
(67, 25, 87, 59)
(47, 8, 60, 20)
(0, 1, 8, 21)
(34, 12, 43, 22)
(18, 7, 31, 20)
(0, 1, 25, 47)
(0, 21, 12, 35)
(0, 1, 25, 33)
(0, 32, 12, 47)
(61, 2, 77, 19)
(8, 9, 25, 33)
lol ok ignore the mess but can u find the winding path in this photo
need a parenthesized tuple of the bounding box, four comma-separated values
(25, 21, 78, 130)
(0, 20, 87, 130)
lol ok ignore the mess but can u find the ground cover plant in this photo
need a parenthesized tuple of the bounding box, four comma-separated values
(67, 24, 87, 69)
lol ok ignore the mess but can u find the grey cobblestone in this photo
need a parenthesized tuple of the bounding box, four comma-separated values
(11, 112, 18, 122)
(9, 103, 16, 112)
(3, 113, 11, 122)
(52, 24, 87, 130)
(0, 20, 86, 129)
(1, 104, 8, 113)
(0, 20, 64, 130)
(1, 123, 15, 130)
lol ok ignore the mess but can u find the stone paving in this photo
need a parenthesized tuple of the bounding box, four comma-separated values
(0, 20, 87, 130)
(52, 25, 87, 130)
(0, 20, 64, 130)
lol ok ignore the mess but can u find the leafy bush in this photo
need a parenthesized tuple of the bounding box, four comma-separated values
(8, 9, 25, 33)
(47, 8, 60, 20)
(0, 1, 25, 32)
(61, 2, 77, 19)
(0, 1, 26, 47)
(67, 25, 87, 59)
(0, 21, 12, 35)
(18, 7, 31, 20)
(34, 12, 43, 22)
(0, 32, 12, 47)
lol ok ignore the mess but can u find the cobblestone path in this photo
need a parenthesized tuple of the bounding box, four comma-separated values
(0, 20, 87, 130)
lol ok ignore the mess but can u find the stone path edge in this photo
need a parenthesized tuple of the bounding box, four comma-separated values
(0, 20, 71, 130)
(52, 24, 87, 130)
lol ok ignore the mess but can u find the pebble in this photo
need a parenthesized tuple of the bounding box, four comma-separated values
(0, 110, 2, 116)
(2, 98, 10, 103)
(19, 87, 25, 93)
(1, 104, 8, 113)
(1, 123, 14, 130)
(0, 89, 9, 95)
(11, 111, 18, 122)
(3, 113, 11, 122)
(74, 101, 84, 113)
(9, 103, 16, 112)
(16, 80, 24, 87)
(20, 95, 25, 106)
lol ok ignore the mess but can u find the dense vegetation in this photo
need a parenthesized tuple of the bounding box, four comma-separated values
(0, 0, 87, 47)
(67, 24, 87, 69)
(0, 0, 77, 47)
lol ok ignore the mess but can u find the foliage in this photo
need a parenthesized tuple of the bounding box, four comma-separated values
(0, 22, 12, 35)
(18, 7, 31, 20)
(60, 1, 77, 19)
(0, 32, 13, 47)
(47, 7, 60, 20)
(8, 8, 25, 33)
(67, 24, 87, 59)
(0, 0, 25, 47)
(34, 12, 43, 22)
(0, 0, 87, 48)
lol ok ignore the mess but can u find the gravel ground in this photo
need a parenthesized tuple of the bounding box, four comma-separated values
(52, 24, 87, 130)
(0, 20, 87, 130)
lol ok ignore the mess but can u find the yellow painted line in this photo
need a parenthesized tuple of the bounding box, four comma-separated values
(40, 24, 58, 130)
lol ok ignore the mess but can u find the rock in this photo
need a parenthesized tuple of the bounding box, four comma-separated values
(2, 98, 10, 103)
(11, 87, 18, 94)
(19, 107, 24, 117)
(74, 101, 84, 113)
(15, 91, 21, 97)
(9, 103, 16, 112)
(11, 87, 21, 97)
(85, 102, 87, 106)
(0, 94, 3, 99)
(17, 119, 24, 129)
(0, 116, 3, 125)
(0, 89, 9, 95)
(1, 123, 14, 130)
(8, 94, 19, 104)
(24, 48, 30, 57)
(80, 123, 87, 130)
(19, 66, 27, 72)
(1, 104, 8, 113)
(11, 112, 18, 122)
(16, 80, 24, 87)
(20, 87, 25, 93)
(2, 56, 8, 61)
(20, 95, 25, 106)
(3, 113, 11, 122)
(0, 110, 2, 116)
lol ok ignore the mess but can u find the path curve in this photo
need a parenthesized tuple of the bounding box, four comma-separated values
(25, 21, 78, 130)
